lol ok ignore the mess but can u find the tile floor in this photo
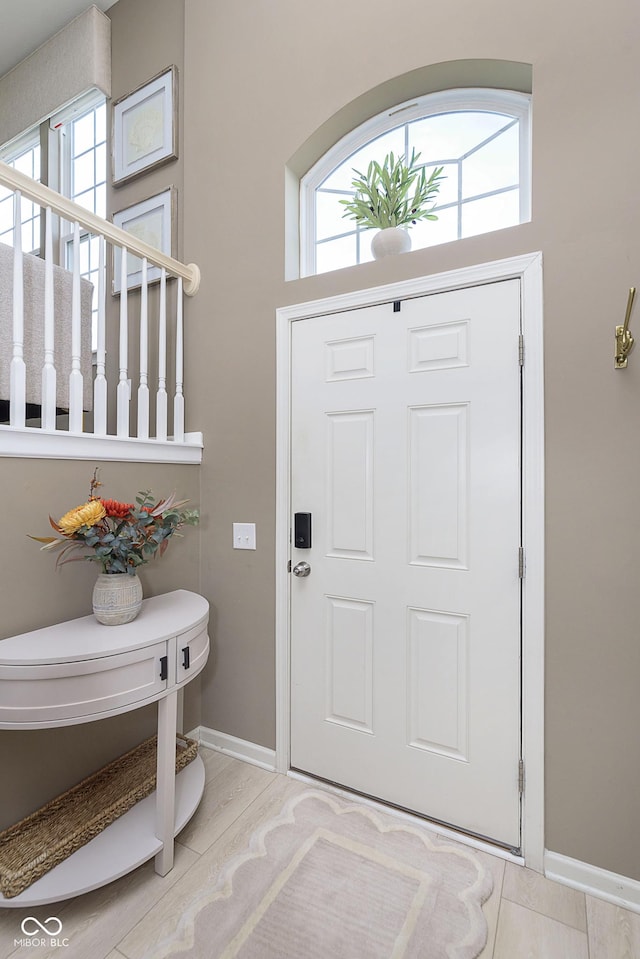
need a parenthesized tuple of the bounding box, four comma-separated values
(1, 748, 639, 958)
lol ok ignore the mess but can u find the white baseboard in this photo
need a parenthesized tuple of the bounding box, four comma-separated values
(544, 850, 640, 914)
(189, 725, 277, 772)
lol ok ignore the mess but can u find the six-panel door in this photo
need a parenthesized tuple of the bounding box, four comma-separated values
(290, 281, 522, 847)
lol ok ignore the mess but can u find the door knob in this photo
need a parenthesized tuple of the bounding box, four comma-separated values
(292, 561, 311, 577)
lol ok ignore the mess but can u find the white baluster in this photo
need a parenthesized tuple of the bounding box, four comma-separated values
(156, 268, 168, 441)
(173, 277, 184, 442)
(41, 207, 56, 431)
(117, 246, 130, 437)
(9, 191, 25, 428)
(137, 258, 149, 439)
(68, 222, 83, 432)
(93, 236, 107, 435)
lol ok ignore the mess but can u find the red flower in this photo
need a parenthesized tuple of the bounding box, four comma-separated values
(99, 498, 134, 519)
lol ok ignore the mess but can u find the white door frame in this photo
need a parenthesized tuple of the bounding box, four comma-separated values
(275, 252, 545, 871)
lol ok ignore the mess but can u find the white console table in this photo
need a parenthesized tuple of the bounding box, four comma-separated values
(0, 588, 209, 907)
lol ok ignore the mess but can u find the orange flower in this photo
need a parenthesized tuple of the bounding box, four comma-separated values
(99, 498, 134, 519)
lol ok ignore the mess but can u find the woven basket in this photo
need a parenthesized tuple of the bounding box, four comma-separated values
(0, 733, 198, 899)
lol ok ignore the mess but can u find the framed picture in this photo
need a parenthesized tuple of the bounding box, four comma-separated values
(112, 66, 178, 185)
(112, 187, 176, 294)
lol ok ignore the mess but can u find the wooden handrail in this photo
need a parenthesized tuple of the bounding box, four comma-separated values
(0, 160, 200, 296)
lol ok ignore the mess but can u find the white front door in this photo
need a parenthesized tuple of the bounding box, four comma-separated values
(290, 280, 523, 848)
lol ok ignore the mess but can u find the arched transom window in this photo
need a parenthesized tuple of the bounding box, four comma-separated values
(300, 88, 531, 276)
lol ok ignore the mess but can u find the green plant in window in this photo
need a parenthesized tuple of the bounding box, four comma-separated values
(339, 149, 445, 230)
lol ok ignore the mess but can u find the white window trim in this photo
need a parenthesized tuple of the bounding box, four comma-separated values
(300, 88, 531, 277)
(0, 129, 41, 165)
(49, 88, 105, 133)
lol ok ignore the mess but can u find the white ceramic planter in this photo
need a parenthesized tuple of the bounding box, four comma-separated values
(371, 226, 412, 259)
(92, 572, 143, 625)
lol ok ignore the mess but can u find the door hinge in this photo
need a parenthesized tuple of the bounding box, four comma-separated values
(287, 559, 291, 573)
(518, 759, 525, 795)
(393, 300, 401, 312)
(518, 334, 525, 366)
(518, 546, 525, 579)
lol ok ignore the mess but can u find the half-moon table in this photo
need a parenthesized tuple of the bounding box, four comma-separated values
(0, 588, 209, 907)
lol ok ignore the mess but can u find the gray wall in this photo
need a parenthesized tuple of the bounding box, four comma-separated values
(180, 0, 640, 882)
(0, 460, 201, 828)
(2, 0, 640, 886)
(108, 0, 184, 259)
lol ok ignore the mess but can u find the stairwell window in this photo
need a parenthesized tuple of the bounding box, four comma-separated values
(63, 98, 107, 217)
(300, 89, 531, 276)
(59, 97, 107, 350)
(0, 135, 41, 253)
(0, 92, 106, 259)
(0, 95, 108, 352)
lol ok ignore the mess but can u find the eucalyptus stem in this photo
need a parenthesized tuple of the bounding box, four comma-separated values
(339, 149, 445, 231)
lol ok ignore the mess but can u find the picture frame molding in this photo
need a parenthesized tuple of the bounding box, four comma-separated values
(112, 185, 177, 294)
(111, 65, 178, 186)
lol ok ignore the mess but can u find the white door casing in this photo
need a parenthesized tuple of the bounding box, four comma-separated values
(276, 254, 544, 868)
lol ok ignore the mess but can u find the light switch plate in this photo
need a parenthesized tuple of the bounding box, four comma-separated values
(233, 522, 256, 550)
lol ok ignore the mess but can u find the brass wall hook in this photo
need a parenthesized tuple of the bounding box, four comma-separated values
(615, 287, 636, 369)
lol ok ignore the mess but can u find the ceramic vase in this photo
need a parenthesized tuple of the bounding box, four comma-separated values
(92, 572, 143, 625)
(371, 226, 412, 259)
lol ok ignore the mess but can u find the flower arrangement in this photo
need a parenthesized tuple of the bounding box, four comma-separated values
(339, 149, 445, 230)
(30, 470, 199, 574)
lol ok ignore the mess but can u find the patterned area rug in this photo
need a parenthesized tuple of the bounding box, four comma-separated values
(151, 790, 493, 959)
